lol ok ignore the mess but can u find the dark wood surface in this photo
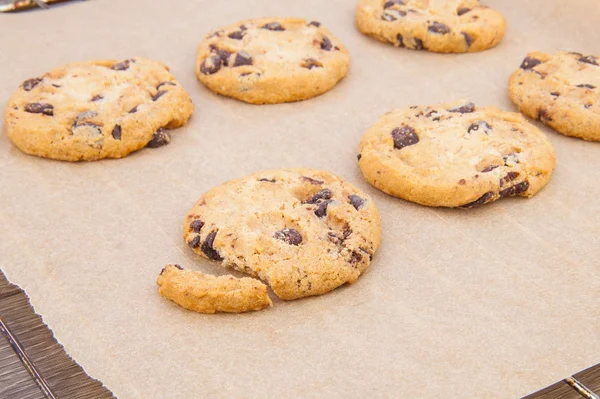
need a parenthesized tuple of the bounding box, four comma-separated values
(1, 268, 599, 399)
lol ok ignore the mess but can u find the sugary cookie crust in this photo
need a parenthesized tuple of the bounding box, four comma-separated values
(196, 17, 350, 104)
(358, 101, 556, 208)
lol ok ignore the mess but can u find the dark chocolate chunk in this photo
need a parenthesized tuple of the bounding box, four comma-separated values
(458, 179, 466, 185)
(228, 31, 245, 40)
(538, 109, 552, 123)
(579, 55, 598, 66)
(357, 153, 362, 161)
(305, 189, 333, 204)
(173, 264, 184, 270)
(320, 37, 333, 51)
(396, 33, 404, 47)
(129, 105, 139, 114)
(481, 165, 499, 173)
(201, 231, 223, 261)
(392, 125, 419, 149)
(25, 103, 54, 116)
(22, 78, 42, 91)
(413, 38, 424, 50)
(585, 103, 593, 109)
(462, 32, 473, 48)
(111, 125, 122, 140)
(302, 176, 324, 185)
(468, 120, 492, 134)
(576, 84, 596, 89)
(152, 91, 167, 101)
(520, 56, 542, 70)
(146, 128, 171, 148)
(460, 192, 495, 208)
(308, 21, 321, 27)
(349, 251, 363, 264)
(500, 181, 530, 197)
(240, 25, 247, 31)
(274, 228, 303, 245)
(302, 58, 323, 69)
(457, 7, 471, 15)
(314, 200, 332, 218)
(348, 195, 365, 210)
(111, 59, 133, 71)
(383, 9, 406, 21)
(550, 92, 560, 97)
(75, 111, 98, 124)
(428, 22, 450, 34)
(157, 81, 176, 90)
(91, 94, 104, 102)
(233, 51, 253, 67)
(188, 235, 201, 248)
(448, 102, 475, 113)
(190, 220, 204, 233)
(200, 54, 222, 75)
(262, 22, 285, 31)
(259, 178, 276, 183)
(500, 172, 520, 187)
(51, 84, 61, 88)
(384, 0, 405, 7)
(210, 47, 231, 66)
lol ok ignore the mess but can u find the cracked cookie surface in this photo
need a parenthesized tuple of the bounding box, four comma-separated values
(355, 0, 506, 53)
(5, 57, 194, 161)
(358, 101, 556, 208)
(157, 265, 272, 314)
(509, 51, 600, 141)
(183, 169, 381, 300)
(196, 17, 350, 104)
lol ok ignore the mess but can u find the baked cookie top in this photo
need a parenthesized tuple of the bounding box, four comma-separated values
(196, 17, 350, 104)
(5, 57, 194, 161)
(355, 0, 506, 53)
(509, 51, 600, 141)
(183, 169, 382, 300)
(157, 264, 272, 314)
(358, 101, 556, 208)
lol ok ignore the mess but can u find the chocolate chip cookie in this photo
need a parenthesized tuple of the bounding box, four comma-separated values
(183, 169, 381, 300)
(358, 101, 556, 208)
(5, 57, 194, 161)
(196, 18, 350, 104)
(509, 51, 600, 141)
(157, 264, 272, 314)
(355, 0, 506, 53)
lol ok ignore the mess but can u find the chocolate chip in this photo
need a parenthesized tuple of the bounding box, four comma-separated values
(302, 176, 323, 185)
(396, 33, 404, 47)
(262, 22, 284, 31)
(207, 30, 223, 38)
(200, 54, 222, 75)
(500, 172, 520, 187)
(384, 0, 406, 7)
(349, 251, 363, 264)
(468, 120, 492, 134)
(500, 181, 530, 197)
(579, 55, 598, 66)
(462, 32, 473, 48)
(308, 21, 321, 27)
(22, 78, 42, 91)
(233, 51, 253, 67)
(550, 92, 560, 97)
(91, 94, 104, 102)
(210, 47, 231, 66)
(413, 38, 424, 50)
(152, 91, 167, 101)
(520, 56, 542, 70)
(538, 109, 552, 123)
(392, 125, 419, 150)
(448, 102, 475, 113)
(457, 7, 471, 15)
(428, 22, 450, 34)
(348, 195, 365, 210)
(75, 111, 98, 124)
(302, 58, 323, 69)
(25, 103, 53, 116)
(157, 81, 176, 90)
(259, 178, 276, 182)
(228, 31, 245, 40)
(357, 153, 362, 161)
(305, 189, 333, 204)
(320, 37, 333, 51)
(173, 264, 184, 270)
(188, 235, 201, 248)
(72, 122, 102, 139)
(240, 25, 247, 31)
(314, 200, 332, 218)
(585, 103, 593, 109)
(146, 128, 171, 148)
(458, 179, 466, 185)
(52, 84, 61, 88)
(577, 84, 596, 89)
(190, 219, 204, 233)
(382, 9, 406, 21)
(274, 228, 303, 245)
(111, 125, 122, 140)
(129, 105, 139, 114)
(481, 165, 499, 173)
(202, 231, 222, 261)
(111, 59, 133, 71)
(460, 192, 495, 208)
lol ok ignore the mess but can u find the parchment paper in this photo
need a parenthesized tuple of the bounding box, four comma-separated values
(1, 1, 599, 398)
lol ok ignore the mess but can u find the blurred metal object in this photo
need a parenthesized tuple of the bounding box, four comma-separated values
(0, 0, 81, 12)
